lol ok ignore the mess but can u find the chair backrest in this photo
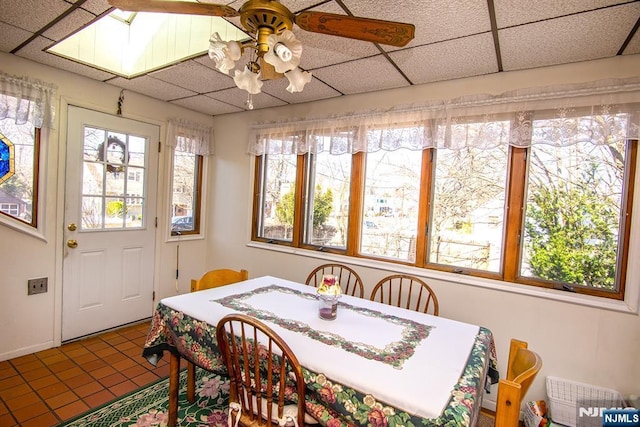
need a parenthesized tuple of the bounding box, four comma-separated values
(216, 313, 307, 427)
(369, 274, 439, 315)
(305, 263, 364, 297)
(495, 339, 542, 427)
(190, 268, 248, 292)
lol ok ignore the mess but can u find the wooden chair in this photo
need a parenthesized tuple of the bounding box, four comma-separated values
(305, 263, 364, 297)
(216, 313, 316, 427)
(190, 268, 249, 292)
(495, 339, 542, 427)
(369, 274, 439, 315)
(187, 268, 248, 402)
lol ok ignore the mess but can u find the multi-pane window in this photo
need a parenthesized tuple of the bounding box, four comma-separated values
(81, 128, 147, 229)
(428, 121, 509, 273)
(0, 118, 40, 227)
(170, 147, 202, 235)
(167, 120, 213, 237)
(254, 152, 298, 242)
(520, 111, 633, 292)
(362, 149, 421, 262)
(252, 102, 638, 300)
(303, 150, 351, 249)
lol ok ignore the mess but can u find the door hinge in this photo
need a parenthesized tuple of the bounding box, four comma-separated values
(158, 141, 161, 153)
(153, 291, 156, 300)
(155, 217, 158, 228)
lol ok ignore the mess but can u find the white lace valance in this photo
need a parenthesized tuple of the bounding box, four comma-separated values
(248, 77, 640, 155)
(167, 119, 215, 155)
(0, 72, 57, 129)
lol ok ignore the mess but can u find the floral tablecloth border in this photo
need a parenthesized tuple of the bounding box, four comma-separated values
(213, 284, 433, 368)
(142, 302, 498, 427)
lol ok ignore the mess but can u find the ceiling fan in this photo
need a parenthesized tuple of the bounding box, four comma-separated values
(107, 0, 415, 101)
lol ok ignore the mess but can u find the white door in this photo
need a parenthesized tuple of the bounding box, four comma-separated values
(62, 106, 159, 341)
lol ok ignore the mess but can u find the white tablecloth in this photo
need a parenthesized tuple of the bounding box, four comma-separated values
(161, 276, 482, 419)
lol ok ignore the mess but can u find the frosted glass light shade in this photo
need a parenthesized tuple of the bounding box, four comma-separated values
(234, 68, 263, 94)
(285, 67, 312, 93)
(208, 32, 242, 74)
(263, 30, 302, 73)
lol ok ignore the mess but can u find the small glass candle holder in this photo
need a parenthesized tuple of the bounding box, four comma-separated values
(318, 294, 340, 320)
(317, 274, 341, 320)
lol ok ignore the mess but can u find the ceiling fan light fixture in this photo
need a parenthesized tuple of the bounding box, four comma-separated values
(106, 0, 415, 108)
(263, 30, 302, 73)
(284, 67, 312, 93)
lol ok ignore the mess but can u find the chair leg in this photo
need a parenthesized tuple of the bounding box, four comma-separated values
(168, 352, 180, 427)
(187, 361, 196, 403)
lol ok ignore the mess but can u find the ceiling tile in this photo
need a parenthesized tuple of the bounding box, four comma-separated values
(294, 30, 380, 70)
(79, 0, 113, 16)
(150, 59, 237, 93)
(623, 30, 640, 56)
(108, 75, 197, 100)
(493, 0, 631, 28)
(171, 94, 244, 115)
(207, 87, 288, 110)
(312, 55, 410, 95)
(343, 0, 491, 49)
(0, 22, 33, 53)
(43, 8, 96, 41)
(261, 77, 342, 105)
(0, 0, 71, 33)
(389, 33, 498, 84)
(500, 3, 640, 71)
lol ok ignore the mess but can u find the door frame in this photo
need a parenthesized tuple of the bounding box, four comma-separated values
(53, 98, 166, 345)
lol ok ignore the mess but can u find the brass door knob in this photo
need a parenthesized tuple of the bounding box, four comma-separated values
(67, 223, 77, 231)
(67, 239, 78, 248)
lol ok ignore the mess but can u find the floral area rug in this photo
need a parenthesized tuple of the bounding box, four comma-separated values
(60, 368, 230, 427)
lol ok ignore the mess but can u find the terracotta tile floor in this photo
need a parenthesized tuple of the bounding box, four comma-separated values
(0, 320, 180, 427)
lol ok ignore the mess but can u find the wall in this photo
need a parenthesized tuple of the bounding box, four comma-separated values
(209, 54, 640, 408)
(0, 52, 211, 359)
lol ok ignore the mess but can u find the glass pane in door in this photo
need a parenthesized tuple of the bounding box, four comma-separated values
(81, 126, 148, 230)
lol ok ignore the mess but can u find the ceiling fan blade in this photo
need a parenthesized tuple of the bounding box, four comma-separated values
(108, 0, 239, 17)
(295, 11, 414, 47)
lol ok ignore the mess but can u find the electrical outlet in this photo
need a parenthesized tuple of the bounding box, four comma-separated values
(28, 277, 48, 295)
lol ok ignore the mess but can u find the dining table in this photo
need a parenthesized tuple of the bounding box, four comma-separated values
(142, 275, 499, 427)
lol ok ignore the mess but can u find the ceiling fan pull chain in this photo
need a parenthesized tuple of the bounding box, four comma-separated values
(246, 93, 254, 110)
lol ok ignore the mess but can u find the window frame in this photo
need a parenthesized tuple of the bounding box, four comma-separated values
(0, 124, 41, 229)
(169, 147, 203, 237)
(251, 119, 637, 302)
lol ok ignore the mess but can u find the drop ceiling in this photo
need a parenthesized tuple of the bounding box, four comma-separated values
(1, 0, 639, 116)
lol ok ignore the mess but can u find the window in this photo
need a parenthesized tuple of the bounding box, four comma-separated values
(251, 81, 640, 300)
(0, 116, 40, 227)
(170, 145, 202, 235)
(428, 120, 509, 273)
(167, 120, 214, 236)
(520, 110, 633, 292)
(81, 128, 147, 229)
(0, 73, 55, 234)
(254, 152, 298, 242)
(362, 149, 421, 261)
(303, 150, 351, 249)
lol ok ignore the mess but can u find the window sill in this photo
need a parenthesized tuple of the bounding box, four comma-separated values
(166, 233, 204, 243)
(246, 241, 639, 315)
(0, 216, 46, 242)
